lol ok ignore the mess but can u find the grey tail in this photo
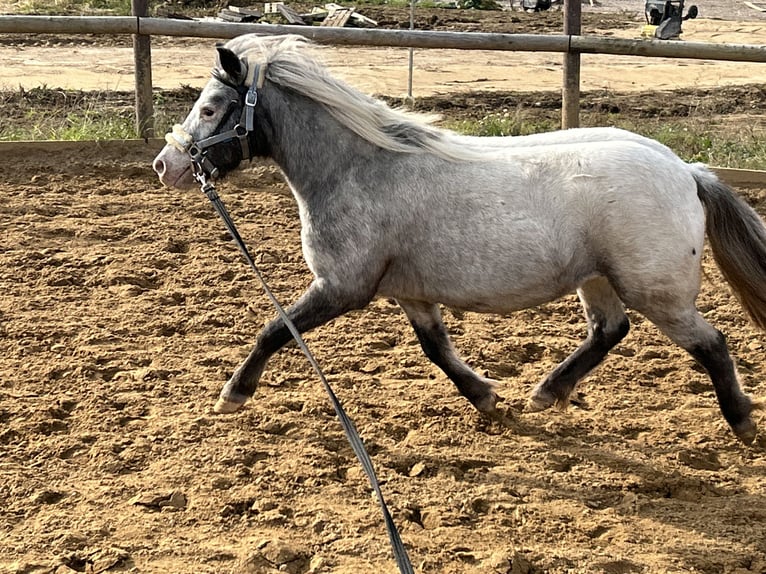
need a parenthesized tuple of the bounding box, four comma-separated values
(693, 164, 766, 330)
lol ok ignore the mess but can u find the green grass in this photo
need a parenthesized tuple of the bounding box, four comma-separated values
(441, 109, 766, 170)
(2, 86, 765, 170)
(639, 123, 766, 169)
(0, 109, 134, 140)
(597, 116, 766, 170)
(0, 87, 184, 142)
(443, 107, 559, 137)
(7, 0, 132, 15)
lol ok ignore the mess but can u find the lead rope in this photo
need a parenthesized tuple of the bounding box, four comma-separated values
(194, 172, 415, 574)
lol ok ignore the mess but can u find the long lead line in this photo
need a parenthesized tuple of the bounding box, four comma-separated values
(199, 181, 415, 574)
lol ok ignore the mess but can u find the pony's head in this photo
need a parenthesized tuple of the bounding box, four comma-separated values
(153, 37, 277, 188)
(153, 33, 475, 189)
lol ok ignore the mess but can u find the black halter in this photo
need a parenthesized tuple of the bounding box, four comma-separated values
(167, 63, 264, 181)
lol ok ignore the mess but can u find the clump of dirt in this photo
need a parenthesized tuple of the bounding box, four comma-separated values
(344, 5, 637, 33)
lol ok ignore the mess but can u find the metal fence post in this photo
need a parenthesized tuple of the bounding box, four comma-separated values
(132, 0, 154, 138)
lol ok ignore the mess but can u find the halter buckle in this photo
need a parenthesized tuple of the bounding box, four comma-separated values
(244, 84, 258, 132)
(190, 144, 220, 181)
(245, 87, 258, 108)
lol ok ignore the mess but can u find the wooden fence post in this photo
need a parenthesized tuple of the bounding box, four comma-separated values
(562, 0, 581, 129)
(132, 0, 154, 138)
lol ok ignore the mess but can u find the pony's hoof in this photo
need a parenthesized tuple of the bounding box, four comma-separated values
(213, 398, 245, 414)
(525, 391, 555, 413)
(732, 418, 757, 445)
(473, 391, 501, 413)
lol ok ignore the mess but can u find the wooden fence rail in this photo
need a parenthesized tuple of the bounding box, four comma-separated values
(3, 16, 766, 61)
(1, 14, 765, 135)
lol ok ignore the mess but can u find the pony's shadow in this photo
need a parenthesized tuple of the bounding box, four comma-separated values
(373, 404, 766, 569)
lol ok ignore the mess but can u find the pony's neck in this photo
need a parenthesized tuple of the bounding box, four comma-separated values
(263, 86, 385, 200)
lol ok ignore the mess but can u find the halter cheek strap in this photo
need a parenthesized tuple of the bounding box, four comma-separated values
(166, 61, 266, 180)
(245, 59, 267, 93)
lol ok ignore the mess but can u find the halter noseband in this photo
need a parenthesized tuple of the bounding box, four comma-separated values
(165, 62, 266, 181)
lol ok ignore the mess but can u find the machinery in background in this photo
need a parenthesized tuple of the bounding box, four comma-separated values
(644, 0, 699, 39)
(520, 0, 553, 11)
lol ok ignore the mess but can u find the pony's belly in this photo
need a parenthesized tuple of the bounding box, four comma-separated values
(444, 282, 578, 313)
(440, 292, 566, 314)
(377, 268, 582, 313)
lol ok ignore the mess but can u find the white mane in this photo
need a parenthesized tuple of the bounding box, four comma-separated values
(222, 34, 480, 161)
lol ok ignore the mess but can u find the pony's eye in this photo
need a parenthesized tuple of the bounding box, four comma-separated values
(201, 107, 216, 118)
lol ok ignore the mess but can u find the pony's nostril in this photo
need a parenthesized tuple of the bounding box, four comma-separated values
(152, 157, 166, 176)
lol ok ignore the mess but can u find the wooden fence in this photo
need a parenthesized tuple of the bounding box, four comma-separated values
(5, 14, 766, 58)
(1, 11, 766, 136)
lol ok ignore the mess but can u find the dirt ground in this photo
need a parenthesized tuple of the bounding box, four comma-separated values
(3, 3, 766, 574)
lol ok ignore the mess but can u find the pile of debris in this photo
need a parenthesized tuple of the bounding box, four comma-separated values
(643, 0, 698, 39)
(217, 2, 379, 27)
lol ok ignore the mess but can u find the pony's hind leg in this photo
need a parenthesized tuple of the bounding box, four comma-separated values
(528, 276, 629, 412)
(397, 299, 500, 413)
(644, 307, 757, 444)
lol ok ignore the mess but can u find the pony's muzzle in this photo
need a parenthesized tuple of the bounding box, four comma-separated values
(152, 145, 196, 189)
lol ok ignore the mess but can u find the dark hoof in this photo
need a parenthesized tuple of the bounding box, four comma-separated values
(472, 390, 501, 413)
(466, 377, 502, 413)
(732, 417, 757, 446)
(213, 398, 246, 414)
(525, 386, 557, 413)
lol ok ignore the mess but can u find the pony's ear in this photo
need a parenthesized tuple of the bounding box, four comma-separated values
(217, 47, 244, 82)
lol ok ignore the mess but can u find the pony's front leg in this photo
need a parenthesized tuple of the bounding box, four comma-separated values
(214, 279, 370, 414)
(398, 299, 501, 413)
